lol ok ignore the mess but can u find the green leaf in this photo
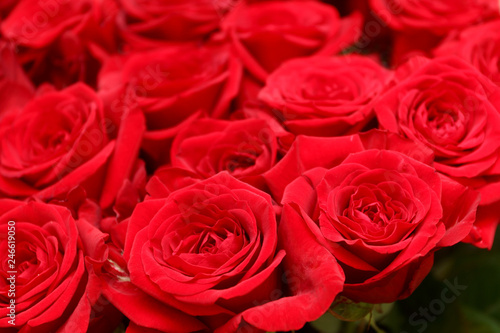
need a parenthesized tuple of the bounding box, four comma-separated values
(459, 306, 500, 333)
(310, 312, 343, 333)
(390, 228, 500, 333)
(329, 296, 374, 322)
(372, 303, 395, 321)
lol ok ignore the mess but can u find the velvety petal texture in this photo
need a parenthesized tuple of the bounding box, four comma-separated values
(259, 55, 391, 136)
(0, 83, 142, 209)
(0, 200, 117, 331)
(1, 0, 117, 87)
(117, 0, 235, 49)
(269, 130, 479, 303)
(221, 0, 362, 82)
(0, 42, 34, 120)
(165, 117, 280, 189)
(115, 172, 343, 332)
(98, 42, 242, 166)
(368, 0, 499, 63)
(369, 0, 498, 34)
(0, 0, 498, 330)
(0, 84, 112, 201)
(374, 56, 500, 248)
(434, 19, 500, 86)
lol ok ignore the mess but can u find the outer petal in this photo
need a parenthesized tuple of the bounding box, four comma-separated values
(101, 279, 206, 332)
(264, 134, 365, 201)
(100, 108, 145, 208)
(342, 255, 435, 303)
(266, 203, 344, 330)
(437, 174, 480, 247)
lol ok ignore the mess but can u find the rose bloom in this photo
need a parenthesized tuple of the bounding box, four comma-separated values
(258, 55, 391, 136)
(116, 0, 237, 49)
(0, 42, 34, 120)
(0, 200, 121, 332)
(374, 56, 500, 249)
(168, 117, 280, 188)
(146, 108, 293, 197)
(101, 172, 344, 332)
(0, 0, 117, 87)
(0, 83, 144, 209)
(220, 0, 362, 82)
(265, 130, 479, 304)
(434, 20, 500, 86)
(98, 42, 242, 167)
(368, 0, 499, 64)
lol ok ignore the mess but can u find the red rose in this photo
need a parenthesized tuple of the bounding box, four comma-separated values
(168, 117, 280, 189)
(230, 104, 296, 154)
(266, 130, 479, 303)
(368, 0, 499, 64)
(145, 106, 295, 198)
(0, 83, 144, 210)
(221, 0, 362, 82)
(116, 0, 237, 49)
(101, 172, 344, 332)
(434, 20, 500, 86)
(0, 200, 121, 332)
(98, 42, 242, 166)
(0, 42, 34, 119)
(258, 55, 391, 136)
(1, 0, 117, 87)
(370, 0, 497, 34)
(374, 56, 500, 248)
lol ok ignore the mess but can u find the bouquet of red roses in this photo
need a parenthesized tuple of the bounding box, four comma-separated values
(1, 0, 500, 332)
